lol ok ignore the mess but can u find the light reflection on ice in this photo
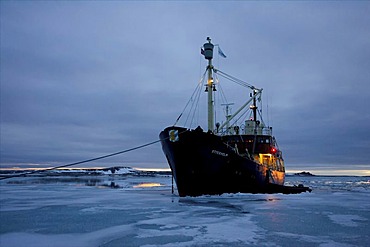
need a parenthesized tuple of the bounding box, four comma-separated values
(133, 183, 162, 188)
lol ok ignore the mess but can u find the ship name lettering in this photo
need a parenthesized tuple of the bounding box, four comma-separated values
(212, 150, 228, 157)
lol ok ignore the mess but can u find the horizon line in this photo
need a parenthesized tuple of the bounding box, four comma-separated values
(0, 166, 369, 176)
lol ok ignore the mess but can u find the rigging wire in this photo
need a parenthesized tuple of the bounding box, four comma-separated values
(257, 108, 266, 127)
(214, 73, 228, 106)
(175, 67, 261, 131)
(213, 69, 256, 134)
(213, 74, 229, 129)
(214, 69, 256, 89)
(174, 69, 207, 126)
(189, 82, 203, 128)
(185, 81, 202, 127)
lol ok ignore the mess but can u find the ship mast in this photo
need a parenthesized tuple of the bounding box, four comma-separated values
(203, 37, 215, 132)
(252, 89, 258, 122)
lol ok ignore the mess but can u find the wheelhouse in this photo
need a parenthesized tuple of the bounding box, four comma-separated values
(222, 134, 285, 172)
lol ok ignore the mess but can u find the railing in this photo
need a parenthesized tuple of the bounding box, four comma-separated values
(217, 124, 273, 136)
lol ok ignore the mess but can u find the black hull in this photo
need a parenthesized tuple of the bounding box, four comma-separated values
(160, 126, 286, 197)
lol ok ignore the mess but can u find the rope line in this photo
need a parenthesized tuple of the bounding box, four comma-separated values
(0, 139, 163, 181)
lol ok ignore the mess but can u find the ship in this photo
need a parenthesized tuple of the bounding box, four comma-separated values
(160, 37, 310, 197)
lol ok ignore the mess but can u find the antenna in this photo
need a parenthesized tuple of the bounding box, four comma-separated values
(221, 103, 234, 134)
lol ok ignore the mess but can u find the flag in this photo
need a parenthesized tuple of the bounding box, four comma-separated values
(218, 47, 227, 58)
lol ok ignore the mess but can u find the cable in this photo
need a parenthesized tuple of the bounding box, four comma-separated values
(214, 69, 256, 89)
(0, 139, 162, 181)
(0, 128, 191, 181)
(174, 69, 207, 126)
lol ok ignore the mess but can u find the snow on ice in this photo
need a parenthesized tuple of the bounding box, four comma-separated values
(0, 168, 369, 247)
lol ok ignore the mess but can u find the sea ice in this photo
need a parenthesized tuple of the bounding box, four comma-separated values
(0, 173, 369, 247)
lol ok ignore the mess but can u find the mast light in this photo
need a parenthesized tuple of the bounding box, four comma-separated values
(208, 77, 214, 85)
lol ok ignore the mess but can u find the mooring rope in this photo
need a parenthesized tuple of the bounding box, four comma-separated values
(0, 139, 162, 181)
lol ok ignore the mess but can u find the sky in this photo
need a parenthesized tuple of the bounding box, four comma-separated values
(1, 1, 370, 174)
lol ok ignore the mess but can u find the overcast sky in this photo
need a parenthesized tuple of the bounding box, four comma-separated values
(1, 1, 369, 173)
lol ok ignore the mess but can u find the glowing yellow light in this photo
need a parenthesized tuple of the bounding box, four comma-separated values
(133, 183, 162, 188)
(207, 78, 213, 85)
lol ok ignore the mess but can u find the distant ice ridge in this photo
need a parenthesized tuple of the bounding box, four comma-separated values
(87, 167, 137, 175)
(0, 166, 171, 178)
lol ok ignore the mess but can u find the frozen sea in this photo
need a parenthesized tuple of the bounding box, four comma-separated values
(0, 168, 369, 247)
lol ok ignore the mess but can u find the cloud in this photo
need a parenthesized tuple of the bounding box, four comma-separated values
(1, 1, 369, 171)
